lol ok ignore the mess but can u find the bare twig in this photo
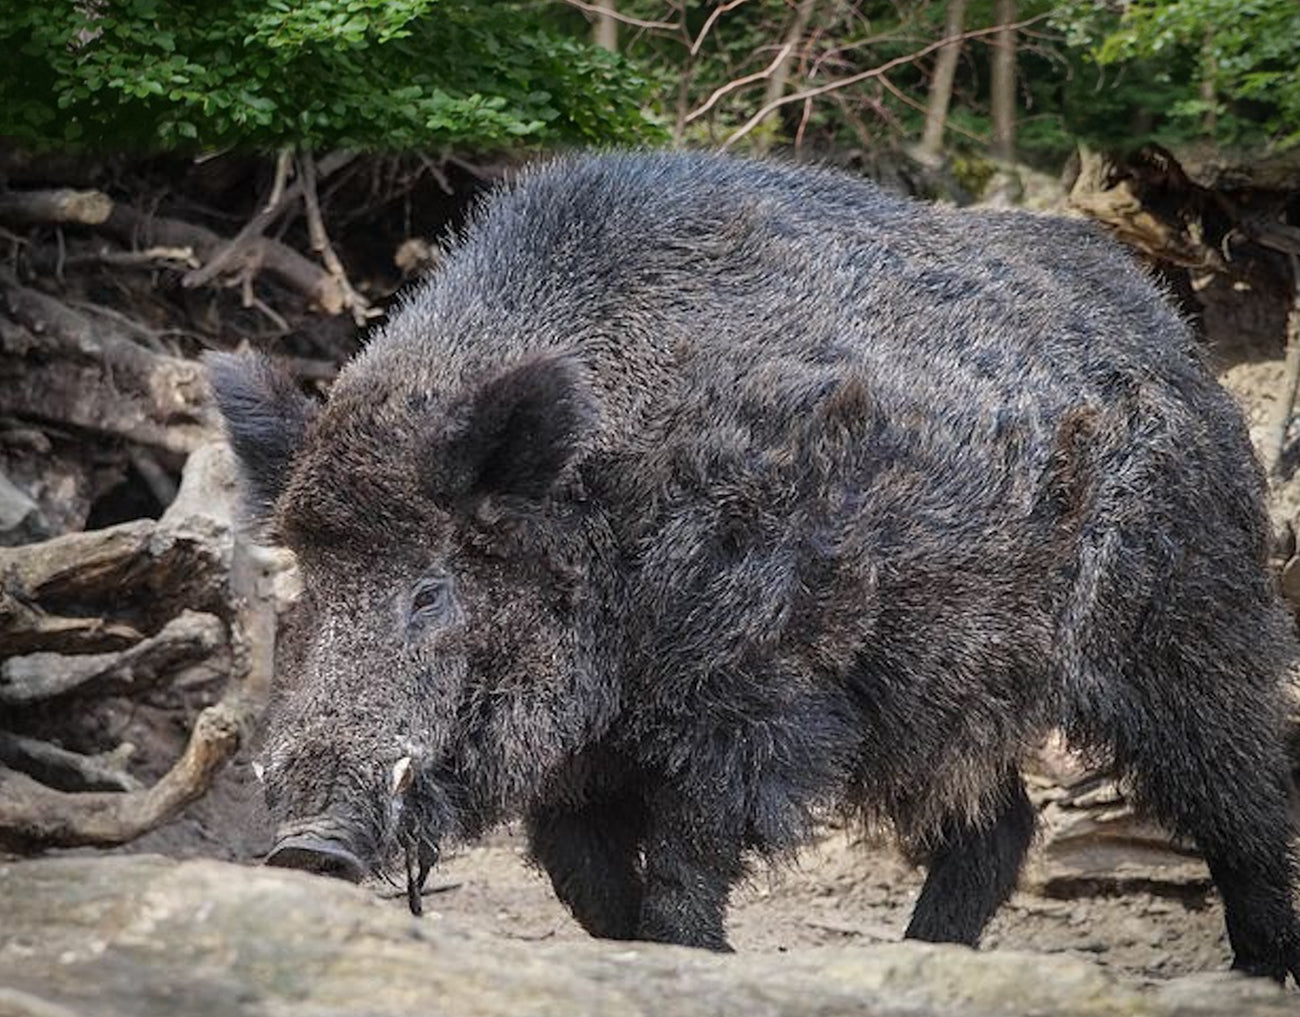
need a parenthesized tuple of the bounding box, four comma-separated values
(63, 245, 200, 270)
(689, 0, 750, 57)
(300, 150, 376, 326)
(721, 14, 1050, 149)
(181, 149, 355, 292)
(101, 203, 348, 313)
(686, 43, 795, 125)
(556, 0, 679, 32)
(265, 146, 295, 212)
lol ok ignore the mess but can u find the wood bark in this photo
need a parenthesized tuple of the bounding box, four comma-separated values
(989, 0, 1016, 165)
(917, 0, 969, 165)
(0, 442, 281, 851)
(752, 0, 816, 155)
(0, 188, 112, 226)
(0, 272, 218, 454)
(593, 0, 617, 52)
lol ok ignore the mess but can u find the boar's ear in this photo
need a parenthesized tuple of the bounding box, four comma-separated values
(204, 352, 316, 523)
(427, 352, 596, 505)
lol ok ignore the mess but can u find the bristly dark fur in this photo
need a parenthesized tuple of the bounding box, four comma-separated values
(204, 351, 315, 530)
(212, 150, 1300, 980)
(422, 351, 598, 505)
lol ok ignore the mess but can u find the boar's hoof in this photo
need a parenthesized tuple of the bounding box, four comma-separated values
(265, 833, 366, 883)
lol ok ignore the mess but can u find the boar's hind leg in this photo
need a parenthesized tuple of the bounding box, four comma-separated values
(903, 771, 1036, 946)
(526, 797, 645, 940)
(1116, 680, 1300, 983)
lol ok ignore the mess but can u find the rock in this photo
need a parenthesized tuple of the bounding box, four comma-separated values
(0, 856, 1293, 1017)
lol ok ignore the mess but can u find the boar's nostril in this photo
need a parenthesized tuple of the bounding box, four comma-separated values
(265, 833, 366, 883)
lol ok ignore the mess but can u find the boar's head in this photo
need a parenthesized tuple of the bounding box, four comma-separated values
(208, 349, 611, 886)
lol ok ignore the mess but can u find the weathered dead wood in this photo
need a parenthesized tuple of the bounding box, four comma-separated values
(0, 443, 234, 654)
(0, 599, 142, 656)
(1, 610, 224, 705)
(101, 203, 347, 314)
(0, 274, 216, 453)
(0, 733, 139, 792)
(300, 150, 375, 325)
(63, 245, 201, 270)
(178, 148, 357, 299)
(0, 188, 112, 226)
(0, 519, 225, 619)
(0, 701, 242, 849)
(0, 442, 275, 851)
(1068, 147, 1225, 271)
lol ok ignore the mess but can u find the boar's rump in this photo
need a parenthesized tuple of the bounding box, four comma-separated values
(209, 150, 1300, 980)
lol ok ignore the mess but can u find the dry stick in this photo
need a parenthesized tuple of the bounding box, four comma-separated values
(63, 245, 200, 269)
(101, 204, 347, 313)
(0, 702, 242, 849)
(181, 149, 356, 291)
(752, 0, 816, 154)
(0, 733, 140, 793)
(1265, 252, 1300, 481)
(878, 73, 983, 143)
(265, 146, 295, 213)
(686, 43, 795, 125)
(299, 150, 375, 326)
(0, 188, 113, 226)
(720, 13, 1049, 149)
(556, 0, 679, 32)
(689, 0, 750, 57)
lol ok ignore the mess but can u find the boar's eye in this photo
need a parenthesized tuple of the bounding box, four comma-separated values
(410, 575, 452, 624)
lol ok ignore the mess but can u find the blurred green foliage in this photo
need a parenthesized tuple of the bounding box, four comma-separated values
(0, 0, 662, 151)
(1, 1, 1294, 163)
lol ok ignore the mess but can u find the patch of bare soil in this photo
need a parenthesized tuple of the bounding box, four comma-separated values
(394, 826, 1227, 985)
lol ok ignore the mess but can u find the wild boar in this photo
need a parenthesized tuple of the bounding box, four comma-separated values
(209, 150, 1300, 980)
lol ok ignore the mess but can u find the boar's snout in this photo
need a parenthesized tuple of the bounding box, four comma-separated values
(265, 827, 367, 883)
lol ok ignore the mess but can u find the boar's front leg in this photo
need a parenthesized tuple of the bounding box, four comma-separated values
(527, 796, 646, 940)
(636, 792, 745, 951)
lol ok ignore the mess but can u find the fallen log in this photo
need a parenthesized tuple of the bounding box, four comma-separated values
(0, 701, 242, 849)
(0, 610, 224, 705)
(0, 188, 112, 226)
(0, 273, 216, 454)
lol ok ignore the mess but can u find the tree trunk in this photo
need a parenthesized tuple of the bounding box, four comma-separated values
(593, 0, 617, 52)
(1200, 29, 1218, 133)
(753, 0, 816, 155)
(990, 0, 1016, 165)
(917, 0, 969, 166)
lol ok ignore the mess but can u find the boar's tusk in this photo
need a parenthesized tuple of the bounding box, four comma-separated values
(391, 755, 413, 796)
(251, 761, 265, 783)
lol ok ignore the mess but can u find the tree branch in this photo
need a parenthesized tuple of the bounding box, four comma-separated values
(720, 14, 1050, 149)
